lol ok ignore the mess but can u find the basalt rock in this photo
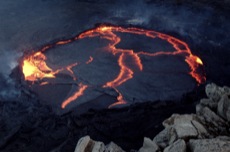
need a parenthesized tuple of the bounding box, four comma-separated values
(196, 104, 228, 135)
(188, 138, 230, 152)
(139, 137, 159, 152)
(200, 98, 217, 109)
(153, 127, 176, 149)
(75, 83, 230, 152)
(205, 83, 230, 102)
(74, 136, 124, 152)
(217, 94, 230, 121)
(162, 114, 208, 140)
(74, 136, 105, 152)
(106, 142, 125, 152)
(163, 139, 186, 152)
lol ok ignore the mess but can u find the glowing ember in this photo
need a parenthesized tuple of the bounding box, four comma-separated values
(61, 84, 88, 109)
(22, 25, 206, 109)
(104, 53, 134, 88)
(22, 52, 55, 81)
(86, 56, 94, 64)
(196, 57, 203, 65)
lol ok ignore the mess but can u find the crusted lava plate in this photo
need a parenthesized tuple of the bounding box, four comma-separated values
(21, 25, 205, 114)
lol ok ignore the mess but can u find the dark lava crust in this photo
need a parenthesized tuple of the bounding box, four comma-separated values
(0, 0, 230, 152)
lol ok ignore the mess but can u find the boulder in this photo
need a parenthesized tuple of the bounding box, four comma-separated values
(216, 136, 230, 141)
(74, 136, 93, 152)
(200, 98, 218, 109)
(92, 142, 105, 152)
(205, 83, 230, 102)
(217, 94, 230, 121)
(139, 137, 159, 152)
(105, 142, 125, 152)
(162, 114, 207, 139)
(189, 138, 230, 152)
(74, 136, 125, 152)
(74, 136, 105, 152)
(196, 104, 228, 135)
(163, 139, 186, 152)
(153, 127, 177, 148)
(74, 84, 230, 152)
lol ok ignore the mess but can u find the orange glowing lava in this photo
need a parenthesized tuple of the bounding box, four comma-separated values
(86, 56, 94, 64)
(104, 53, 134, 88)
(61, 84, 88, 109)
(22, 52, 55, 81)
(22, 25, 205, 109)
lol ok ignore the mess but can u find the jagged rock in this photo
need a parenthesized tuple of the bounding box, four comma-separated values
(153, 127, 177, 148)
(189, 138, 230, 152)
(205, 83, 222, 102)
(162, 114, 207, 139)
(200, 98, 218, 109)
(223, 86, 230, 95)
(75, 84, 230, 152)
(216, 136, 230, 141)
(0, 126, 20, 148)
(196, 104, 228, 135)
(205, 83, 230, 102)
(92, 142, 105, 152)
(163, 139, 186, 152)
(105, 142, 125, 152)
(75, 136, 125, 152)
(74, 136, 91, 152)
(139, 137, 159, 152)
(191, 120, 208, 138)
(218, 94, 230, 121)
(74, 136, 105, 152)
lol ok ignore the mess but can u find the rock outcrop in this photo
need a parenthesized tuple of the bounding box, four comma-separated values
(163, 139, 186, 152)
(189, 138, 230, 152)
(74, 83, 230, 152)
(74, 136, 125, 152)
(139, 137, 159, 152)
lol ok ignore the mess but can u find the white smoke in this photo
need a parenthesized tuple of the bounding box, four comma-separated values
(107, 0, 214, 45)
(0, 50, 22, 76)
(0, 50, 22, 100)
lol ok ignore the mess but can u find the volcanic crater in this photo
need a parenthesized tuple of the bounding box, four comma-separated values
(21, 25, 205, 114)
(1, 1, 229, 151)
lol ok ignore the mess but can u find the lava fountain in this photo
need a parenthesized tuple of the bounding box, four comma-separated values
(22, 25, 205, 111)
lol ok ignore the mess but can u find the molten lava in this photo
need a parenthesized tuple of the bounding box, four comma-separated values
(61, 84, 88, 109)
(22, 52, 55, 81)
(86, 56, 93, 64)
(22, 25, 206, 109)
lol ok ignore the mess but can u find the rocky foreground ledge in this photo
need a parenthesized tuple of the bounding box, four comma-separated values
(74, 83, 230, 152)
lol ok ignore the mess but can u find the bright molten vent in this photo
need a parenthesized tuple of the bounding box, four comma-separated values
(22, 25, 205, 111)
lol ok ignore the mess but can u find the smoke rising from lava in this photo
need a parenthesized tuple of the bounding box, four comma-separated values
(0, 50, 21, 100)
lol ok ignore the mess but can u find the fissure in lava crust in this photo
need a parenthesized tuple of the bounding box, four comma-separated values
(22, 25, 206, 109)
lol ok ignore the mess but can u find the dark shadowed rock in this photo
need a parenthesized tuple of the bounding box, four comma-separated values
(74, 136, 105, 152)
(218, 94, 230, 121)
(153, 127, 176, 148)
(205, 83, 230, 102)
(105, 142, 125, 152)
(74, 136, 125, 152)
(196, 104, 228, 135)
(162, 114, 207, 139)
(205, 83, 222, 102)
(191, 119, 208, 138)
(189, 138, 230, 152)
(73, 84, 230, 152)
(163, 139, 186, 152)
(139, 137, 159, 152)
(200, 98, 218, 109)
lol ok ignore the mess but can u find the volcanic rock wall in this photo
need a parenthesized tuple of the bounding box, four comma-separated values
(75, 83, 230, 152)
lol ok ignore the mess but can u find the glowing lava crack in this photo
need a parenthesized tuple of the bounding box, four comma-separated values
(22, 25, 205, 109)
